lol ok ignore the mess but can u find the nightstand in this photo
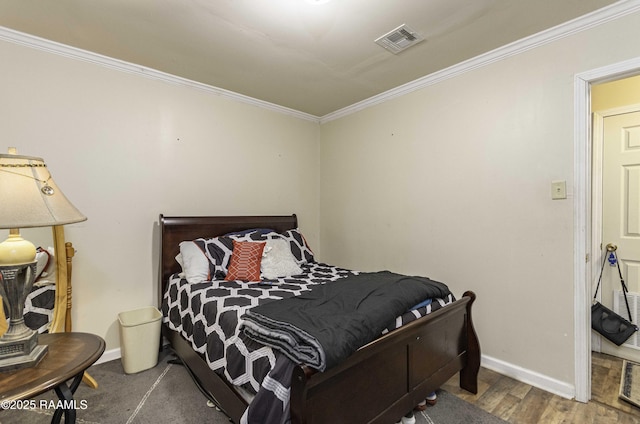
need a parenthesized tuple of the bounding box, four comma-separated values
(0, 332, 105, 424)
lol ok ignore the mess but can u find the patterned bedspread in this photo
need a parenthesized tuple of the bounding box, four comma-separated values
(162, 262, 453, 421)
(3, 284, 55, 334)
(24, 284, 55, 333)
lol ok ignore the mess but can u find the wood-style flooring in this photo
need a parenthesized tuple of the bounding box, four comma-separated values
(442, 352, 640, 423)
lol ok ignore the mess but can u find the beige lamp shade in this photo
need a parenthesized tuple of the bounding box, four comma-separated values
(0, 153, 87, 229)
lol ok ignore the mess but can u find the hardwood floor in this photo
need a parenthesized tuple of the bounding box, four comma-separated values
(443, 353, 640, 423)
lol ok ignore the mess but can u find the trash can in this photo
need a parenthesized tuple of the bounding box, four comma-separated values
(118, 306, 162, 374)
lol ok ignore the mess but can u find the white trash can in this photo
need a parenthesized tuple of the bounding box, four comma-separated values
(118, 306, 162, 374)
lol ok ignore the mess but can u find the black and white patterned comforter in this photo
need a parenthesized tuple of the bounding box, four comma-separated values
(162, 262, 453, 422)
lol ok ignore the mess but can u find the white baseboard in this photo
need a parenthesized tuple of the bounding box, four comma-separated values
(96, 347, 121, 365)
(95, 339, 170, 366)
(481, 354, 575, 400)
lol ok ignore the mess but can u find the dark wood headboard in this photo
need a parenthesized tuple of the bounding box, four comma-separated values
(158, 214, 298, 307)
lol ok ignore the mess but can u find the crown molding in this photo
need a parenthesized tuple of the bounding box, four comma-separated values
(1, 1, 639, 125)
(0, 26, 320, 123)
(319, 0, 640, 123)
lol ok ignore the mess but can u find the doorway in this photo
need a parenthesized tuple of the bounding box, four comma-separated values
(575, 60, 640, 403)
(592, 101, 640, 363)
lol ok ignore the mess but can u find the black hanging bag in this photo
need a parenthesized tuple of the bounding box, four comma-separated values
(591, 246, 638, 346)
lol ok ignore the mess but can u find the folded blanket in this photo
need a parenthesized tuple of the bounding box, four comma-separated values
(241, 271, 451, 372)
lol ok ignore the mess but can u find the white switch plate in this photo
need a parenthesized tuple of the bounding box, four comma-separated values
(551, 180, 566, 200)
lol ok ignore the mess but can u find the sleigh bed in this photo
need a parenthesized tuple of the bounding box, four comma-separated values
(158, 214, 480, 423)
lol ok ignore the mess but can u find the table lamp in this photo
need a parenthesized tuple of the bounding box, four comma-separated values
(0, 148, 86, 371)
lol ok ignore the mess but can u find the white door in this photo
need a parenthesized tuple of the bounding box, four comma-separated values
(600, 111, 640, 362)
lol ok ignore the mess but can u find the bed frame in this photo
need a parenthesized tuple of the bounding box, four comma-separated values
(158, 214, 480, 424)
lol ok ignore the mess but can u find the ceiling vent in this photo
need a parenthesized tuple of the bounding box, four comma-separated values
(375, 24, 424, 54)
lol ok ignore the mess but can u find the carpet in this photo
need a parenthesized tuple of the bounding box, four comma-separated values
(0, 350, 230, 424)
(620, 359, 640, 408)
(413, 391, 508, 424)
(0, 350, 506, 424)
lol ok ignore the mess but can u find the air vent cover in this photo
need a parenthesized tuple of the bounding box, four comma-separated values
(375, 24, 424, 54)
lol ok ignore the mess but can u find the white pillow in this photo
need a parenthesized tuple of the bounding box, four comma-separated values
(261, 239, 302, 280)
(178, 241, 210, 283)
(35, 250, 50, 278)
(175, 253, 186, 278)
(33, 247, 55, 287)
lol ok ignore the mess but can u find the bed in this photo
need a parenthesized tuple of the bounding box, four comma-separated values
(158, 214, 480, 423)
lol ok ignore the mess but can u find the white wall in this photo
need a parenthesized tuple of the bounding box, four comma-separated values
(319, 11, 640, 393)
(1, 39, 321, 350)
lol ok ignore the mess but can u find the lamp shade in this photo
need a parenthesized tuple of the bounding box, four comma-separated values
(0, 154, 87, 229)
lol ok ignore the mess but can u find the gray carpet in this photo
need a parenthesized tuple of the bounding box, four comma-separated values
(414, 391, 508, 424)
(0, 350, 506, 423)
(0, 350, 229, 424)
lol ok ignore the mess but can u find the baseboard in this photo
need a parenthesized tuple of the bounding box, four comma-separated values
(96, 347, 121, 365)
(481, 354, 575, 400)
(95, 340, 170, 366)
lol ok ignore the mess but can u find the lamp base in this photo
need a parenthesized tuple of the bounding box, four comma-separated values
(0, 258, 48, 372)
(0, 331, 48, 371)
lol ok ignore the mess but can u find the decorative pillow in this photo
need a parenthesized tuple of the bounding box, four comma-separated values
(225, 240, 266, 282)
(190, 229, 310, 279)
(279, 228, 314, 264)
(261, 239, 303, 280)
(195, 236, 236, 279)
(178, 241, 210, 283)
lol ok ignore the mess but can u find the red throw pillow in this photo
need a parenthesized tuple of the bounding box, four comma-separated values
(225, 240, 266, 282)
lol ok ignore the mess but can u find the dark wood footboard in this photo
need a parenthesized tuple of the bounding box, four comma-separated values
(290, 291, 479, 424)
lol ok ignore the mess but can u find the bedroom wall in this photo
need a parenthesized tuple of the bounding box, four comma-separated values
(318, 10, 640, 396)
(0, 39, 321, 350)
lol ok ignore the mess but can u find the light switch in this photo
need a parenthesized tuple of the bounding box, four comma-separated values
(551, 180, 566, 200)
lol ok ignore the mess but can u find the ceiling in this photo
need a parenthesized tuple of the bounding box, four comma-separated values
(0, 0, 621, 117)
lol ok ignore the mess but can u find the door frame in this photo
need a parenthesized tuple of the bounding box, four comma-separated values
(574, 58, 640, 402)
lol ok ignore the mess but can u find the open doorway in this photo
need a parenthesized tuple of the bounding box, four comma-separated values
(573, 58, 640, 404)
(591, 77, 640, 362)
(589, 76, 640, 413)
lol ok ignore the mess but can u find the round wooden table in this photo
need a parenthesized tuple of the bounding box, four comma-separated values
(0, 332, 105, 424)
